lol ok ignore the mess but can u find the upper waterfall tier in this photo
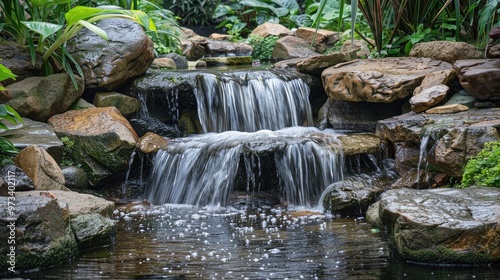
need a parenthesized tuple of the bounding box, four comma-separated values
(195, 70, 313, 133)
(128, 68, 320, 134)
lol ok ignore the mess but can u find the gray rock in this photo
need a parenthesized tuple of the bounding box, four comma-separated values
(71, 214, 116, 251)
(163, 53, 189, 69)
(206, 39, 253, 57)
(0, 195, 78, 271)
(376, 187, 500, 264)
(69, 98, 96, 110)
(6, 73, 84, 122)
(61, 166, 89, 190)
(0, 118, 64, 162)
(454, 59, 500, 101)
(446, 90, 477, 108)
(410, 84, 449, 113)
(67, 18, 154, 90)
(0, 165, 34, 196)
(93, 92, 141, 117)
(296, 51, 357, 75)
(0, 41, 43, 86)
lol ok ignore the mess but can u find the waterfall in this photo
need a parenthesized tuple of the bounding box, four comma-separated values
(195, 70, 313, 133)
(145, 128, 343, 207)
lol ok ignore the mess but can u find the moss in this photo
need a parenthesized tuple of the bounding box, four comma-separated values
(401, 245, 493, 265)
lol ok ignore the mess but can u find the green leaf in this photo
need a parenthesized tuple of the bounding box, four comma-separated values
(0, 64, 17, 82)
(213, 5, 234, 18)
(22, 21, 63, 41)
(77, 20, 108, 41)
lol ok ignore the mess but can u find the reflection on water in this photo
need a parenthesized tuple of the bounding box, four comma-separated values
(14, 204, 499, 280)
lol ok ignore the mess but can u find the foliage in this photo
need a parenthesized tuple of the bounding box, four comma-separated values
(213, 0, 301, 39)
(0, 0, 156, 88)
(247, 35, 279, 61)
(60, 136, 76, 166)
(0, 64, 23, 166)
(460, 142, 500, 188)
(138, 0, 182, 55)
(164, 0, 220, 27)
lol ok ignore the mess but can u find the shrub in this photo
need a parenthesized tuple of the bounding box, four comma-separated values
(460, 142, 500, 188)
(247, 35, 279, 61)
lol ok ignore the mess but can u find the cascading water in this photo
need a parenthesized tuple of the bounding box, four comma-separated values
(195, 70, 313, 133)
(145, 127, 344, 208)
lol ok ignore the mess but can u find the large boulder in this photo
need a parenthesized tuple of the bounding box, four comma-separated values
(0, 41, 43, 86)
(67, 18, 154, 90)
(370, 187, 500, 265)
(6, 73, 84, 122)
(70, 214, 116, 251)
(454, 59, 500, 101)
(48, 107, 139, 186)
(0, 195, 78, 271)
(205, 39, 253, 57)
(271, 36, 319, 62)
(322, 58, 453, 103)
(14, 146, 68, 191)
(410, 41, 484, 63)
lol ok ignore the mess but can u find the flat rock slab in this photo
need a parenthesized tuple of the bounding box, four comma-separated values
(374, 187, 500, 265)
(454, 59, 500, 101)
(322, 57, 453, 103)
(17, 190, 114, 218)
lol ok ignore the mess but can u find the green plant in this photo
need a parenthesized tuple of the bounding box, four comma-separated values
(247, 35, 279, 61)
(0, 64, 23, 166)
(60, 136, 76, 166)
(460, 142, 500, 188)
(165, 0, 220, 27)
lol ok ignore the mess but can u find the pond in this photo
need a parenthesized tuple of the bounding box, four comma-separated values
(14, 204, 499, 280)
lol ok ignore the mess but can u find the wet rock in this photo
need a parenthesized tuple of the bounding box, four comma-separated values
(61, 166, 89, 190)
(374, 187, 500, 265)
(322, 58, 453, 103)
(200, 56, 253, 66)
(486, 28, 500, 58)
(162, 53, 189, 69)
(6, 73, 84, 122)
(393, 142, 420, 176)
(0, 118, 64, 162)
(322, 172, 397, 216)
(71, 214, 116, 251)
(445, 90, 477, 108)
(67, 18, 154, 90)
(47, 107, 138, 186)
(0, 194, 78, 271)
(271, 36, 319, 62)
(410, 41, 484, 63)
(182, 40, 206, 61)
(0, 165, 34, 196)
(0, 41, 43, 86)
(319, 98, 404, 132)
(69, 98, 96, 110)
(410, 84, 449, 113)
(93, 92, 141, 117)
(295, 27, 339, 53)
(130, 117, 181, 138)
(425, 104, 469, 114)
(206, 39, 253, 57)
(337, 134, 381, 156)
(25, 190, 114, 219)
(249, 22, 293, 38)
(454, 59, 500, 101)
(296, 51, 357, 75)
(138, 132, 169, 153)
(14, 146, 68, 191)
(151, 57, 177, 69)
(390, 168, 432, 189)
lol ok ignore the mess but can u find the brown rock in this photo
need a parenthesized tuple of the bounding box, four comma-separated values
(93, 92, 141, 117)
(337, 134, 380, 156)
(409, 41, 484, 63)
(296, 51, 357, 75)
(206, 39, 253, 57)
(249, 22, 294, 38)
(0, 41, 43, 86)
(322, 57, 453, 103)
(410, 84, 449, 113)
(454, 59, 500, 101)
(341, 39, 373, 58)
(425, 104, 469, 114)
(14, 146, 68, 191)
(138, 132, 168, 154)
(209, 33, 233, 41)
(413, 69, 456, 95)
(0, 87, 13, 103)
(151, 57, 177, 69)
(271, 36, 319, 62)
(295, 27, 339, 53)
(6, 73, 84, 122)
